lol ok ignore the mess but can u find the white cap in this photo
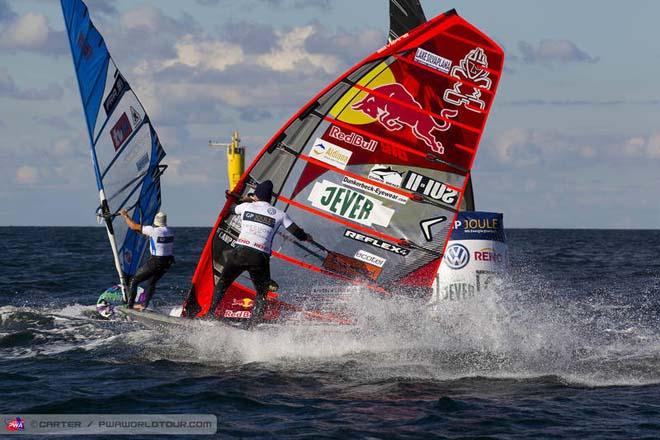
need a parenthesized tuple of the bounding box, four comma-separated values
(153, 212, 167, 227)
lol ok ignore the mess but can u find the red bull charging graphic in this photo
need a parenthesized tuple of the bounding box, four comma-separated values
(351, 82, 458, 154)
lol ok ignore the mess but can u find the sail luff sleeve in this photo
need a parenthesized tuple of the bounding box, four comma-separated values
(61, 0, 109, 189)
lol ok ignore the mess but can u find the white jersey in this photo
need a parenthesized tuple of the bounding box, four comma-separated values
(141, 225, 174, 257)
(235, 201, 293, 255)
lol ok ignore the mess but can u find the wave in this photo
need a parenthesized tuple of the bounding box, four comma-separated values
(1, 270, 659, 389)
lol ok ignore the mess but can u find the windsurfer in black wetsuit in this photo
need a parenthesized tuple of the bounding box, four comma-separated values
(208, 180, 312, 326)
(119, 209, 174, 311)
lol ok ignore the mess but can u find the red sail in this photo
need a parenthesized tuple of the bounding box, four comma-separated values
(183, 10, 504, 322)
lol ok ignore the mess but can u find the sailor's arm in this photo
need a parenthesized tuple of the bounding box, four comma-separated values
(119, 209, 142, 232)
(283, 214, 312, 242)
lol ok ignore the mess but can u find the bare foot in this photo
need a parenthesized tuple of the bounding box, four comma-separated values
(134, 304, 145, 312)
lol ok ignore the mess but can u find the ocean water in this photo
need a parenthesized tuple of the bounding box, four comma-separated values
(0, 227, 659, 439)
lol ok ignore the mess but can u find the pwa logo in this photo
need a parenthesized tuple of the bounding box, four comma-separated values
(5, 417, 24, 432)
(351, 82, 457, 154)
(444, 243, 470, 270)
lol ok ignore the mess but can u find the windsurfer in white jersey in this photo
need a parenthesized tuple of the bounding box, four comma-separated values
(119, 209, 175, 311)
(208, 180, 312, 326)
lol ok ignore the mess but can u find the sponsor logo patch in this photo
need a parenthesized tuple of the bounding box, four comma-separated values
(224, 310, 251, 319)
(341, 176, 407, 205)
(351, 82, 457, 154)
(243, 211, 276, 227)
(327, 125, 378, 152)
(443, 47, 492, 112)
(354, 249, 386, 268)
(402, 171, 459, 207)
(474, 247, 504, 263)
(110, 112, 133, 151)
(322, 252, 382, 281)
(420, 216, 447, 242)
(308, 180, 394, 227)
(232, 298, 254, 309)
(309, 138, 353, 169)
(218, 231, 236, 247)
(103, 72, 129, 116)
(440, 282, 476, 301)
(454, 217, 500, 231)
(414, 47, 452, 73)
(444, 243, 470, 270)
(130, 106, 142, 126)
(368, 164, 403, 187)
(344, 229, 409, 256)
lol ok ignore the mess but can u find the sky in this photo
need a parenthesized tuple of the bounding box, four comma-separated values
(1, 0, 659, 228)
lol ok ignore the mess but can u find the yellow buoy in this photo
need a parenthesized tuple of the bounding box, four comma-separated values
(209, 131, 245, 192)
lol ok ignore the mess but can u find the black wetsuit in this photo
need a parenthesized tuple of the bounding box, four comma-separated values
(127, 256, 174, 308)
(208, 246, 271, 323)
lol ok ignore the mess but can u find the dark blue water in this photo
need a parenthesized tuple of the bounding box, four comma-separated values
(1, 227, 659, 439)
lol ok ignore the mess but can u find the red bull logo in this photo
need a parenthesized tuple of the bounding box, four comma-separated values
(232, 298, 254, 309)
(224, 310, 251, 319)
(351, 82, 457, 155)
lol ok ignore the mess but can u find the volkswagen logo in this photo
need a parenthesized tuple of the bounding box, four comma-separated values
(445, 243, 469, 270)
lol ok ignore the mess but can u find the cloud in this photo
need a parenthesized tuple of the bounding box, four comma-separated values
(0, 68, 63, 100)
(15, 166, 39, 184)
(517, 39, 599, 64)
(129, 20, 383, 124)
(305, 24, 384, 65)
(120, 5, 198, 33)
(0, 5, 66, 55)
(32, 115, 75, 130)
(157, 35, 245, 72)
(256, 25, 341, 74)
(86, 0, 119, 16)
(195, 0, 331, 8)
(0, 0, 16, 23)
(153, 22, 380, 76)
(492, 128, 541, 166)
(485, 128, 631, 169)
(239, 107, 273, 123)
(500, 98, 660, 108)
(293, 0, 331, 8)
(221, 21, 278, 54)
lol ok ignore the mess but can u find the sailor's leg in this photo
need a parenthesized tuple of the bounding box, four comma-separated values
(208, 250, 243, 318)
(127, 258, 159, 308)
(247, 252, 271, 325)
(141, 257, 173, 309)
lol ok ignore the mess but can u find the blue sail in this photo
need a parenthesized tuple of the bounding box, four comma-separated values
(61, 0, 167, 280)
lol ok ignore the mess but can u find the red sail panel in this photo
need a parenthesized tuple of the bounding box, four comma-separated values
(183, 9, 504, 321)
